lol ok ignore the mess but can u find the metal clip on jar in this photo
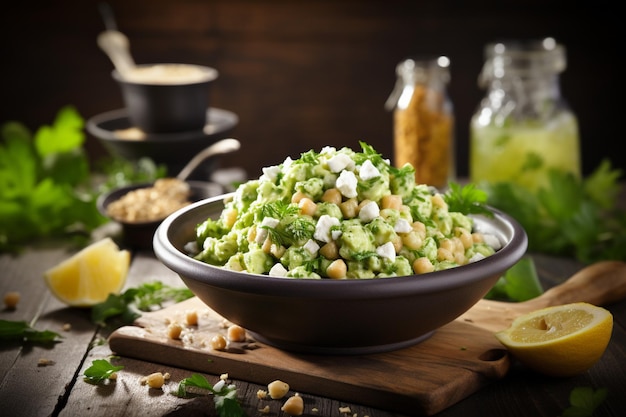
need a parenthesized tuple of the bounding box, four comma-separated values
(469, 38, 581, 191)
(385, 56, 455, 189)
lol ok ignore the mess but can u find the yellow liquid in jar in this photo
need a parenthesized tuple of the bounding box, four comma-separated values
(469, 112, 581, 191)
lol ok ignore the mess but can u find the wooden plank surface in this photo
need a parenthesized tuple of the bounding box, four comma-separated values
(109, 297, 509, 416)
(108, 260, 626, 415)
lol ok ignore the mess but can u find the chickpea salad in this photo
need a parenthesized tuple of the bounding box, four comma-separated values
(188, 142, 501, 279)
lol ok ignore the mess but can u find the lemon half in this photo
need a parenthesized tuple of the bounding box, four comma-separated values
(44, 238, 130, 307)
(495, 302, 613, 377)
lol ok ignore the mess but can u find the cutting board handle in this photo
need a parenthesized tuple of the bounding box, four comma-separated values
(521, 260, 626, 311)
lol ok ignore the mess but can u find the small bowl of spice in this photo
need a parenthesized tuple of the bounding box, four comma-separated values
(98, 178, 222, 249)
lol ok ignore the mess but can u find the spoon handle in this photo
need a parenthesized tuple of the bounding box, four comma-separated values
(98, 2, 118, 31)
(176, 138, 241, 181)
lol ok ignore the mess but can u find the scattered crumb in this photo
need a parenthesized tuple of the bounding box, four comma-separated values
(281, 393, 304, 416)
(141, 372, 170, 389)
(167, 322, 183, 340)
(3, 291, 20, 310)
(227, 324, 246, 342)
(257, 389, 268, 399)
(312, 408, 319, 414)
(62, 323, 72, 332)
(339, 406, 352, 414)
(37, 358, 55, 367)
(220, 373, 228, 381)
(258, 405, 271, 414)
(185, 309, 198, 326)
(267, 380, 290, 399)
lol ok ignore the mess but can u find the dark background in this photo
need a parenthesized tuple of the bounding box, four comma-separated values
(1, 0, 622, 180)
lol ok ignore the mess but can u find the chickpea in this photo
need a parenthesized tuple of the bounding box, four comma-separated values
(143, 372, 169, 389)
(227, 324, 246, 342)
(455, 227, 473, 249)
(413, 257, 435, 274)
(298, 197, 317, 216)
(326, 259, 347, 279)
(267, 380, 290, 399)
(402, 231, 422, 250)
(437, 247, 454, 262)
(291, 191, 307, 204)
(211, 334, 227, 350)
(185, 310, 198, 326)
(381, 194, 402, 210)
(167, 322, 183, 340)
(339, 198, 358, 218)
(3, 291, 20, 310)
(281, 394, 304, 416)
(431, 194, 448, 210)
(321, 188, 342, 205)
(319, 241, 339, 260)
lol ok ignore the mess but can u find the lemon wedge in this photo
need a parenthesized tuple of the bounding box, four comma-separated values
(44, 238, 130, 307)
(495, 302, 613, 377)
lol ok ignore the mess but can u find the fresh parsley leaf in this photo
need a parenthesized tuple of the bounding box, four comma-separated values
(176, 374, 247, 417)
(83, 358, 124, 384)
(0, 106, 167, 253)
(561, 386, 607, 417)
(0, 319, 63, 344)
(443, 182, 493, 217)
(484, 256, 543, 301)
(482, 161, 626, 263)
(91, 282, 194, 327)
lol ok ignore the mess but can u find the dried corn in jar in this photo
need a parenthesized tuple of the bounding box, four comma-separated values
(386, 56, 455, 189)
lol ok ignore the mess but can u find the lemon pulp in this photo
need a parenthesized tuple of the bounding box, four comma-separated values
(44, 237, 130, 307)
(495, 302, 613, 377)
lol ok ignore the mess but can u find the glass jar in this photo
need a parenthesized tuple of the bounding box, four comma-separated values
(469, 38, 581, 192)
(386, 56, 455, 189)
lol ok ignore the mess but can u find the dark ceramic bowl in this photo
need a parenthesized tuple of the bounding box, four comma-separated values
(98, 181, 222, 250)
(153, 193, 528, 355)
(86, 107, 238, 177)
(113, 63, 219, 133)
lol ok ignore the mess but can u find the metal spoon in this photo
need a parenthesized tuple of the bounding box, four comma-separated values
(97, 3, 135, 76)
(176, 138, 241, 181)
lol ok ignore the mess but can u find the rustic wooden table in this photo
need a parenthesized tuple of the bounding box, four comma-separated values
(2, 244, 625, 417)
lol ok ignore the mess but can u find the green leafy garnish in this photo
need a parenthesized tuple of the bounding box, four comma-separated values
(83, 358, 124, 384)
(443, 182, 493, 217)
(260, 200, 299, 220)
(561, 387, 607, 417)
(0, 319, 62, 344)
(484, 256, 543, 301)
(91, 281, 194, 326)
(0, 107, 167, 253)
(176, 373, 247, 417)
(0, 106, 105, 252)
(354, 140, 387, 168)
(481, 161, 626, 263)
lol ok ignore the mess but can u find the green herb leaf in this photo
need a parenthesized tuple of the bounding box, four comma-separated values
(0, 319, 63, 344)
(443, 182, 493, 217)
(484, 257, 543, 302)
(561, 386, 607, 417)
(91, 282, 194, 327)
(482, 161, 626, 263)
(176, 374, 248, 417)
(83, 358, 124, 384)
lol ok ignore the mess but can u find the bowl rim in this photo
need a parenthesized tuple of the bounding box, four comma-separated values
(112, 63, 219, 86)
(153, 193, 529, 299)
(86, 107, 239, 142)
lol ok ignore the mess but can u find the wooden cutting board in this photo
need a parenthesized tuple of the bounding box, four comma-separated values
(109, 261, 626, 415)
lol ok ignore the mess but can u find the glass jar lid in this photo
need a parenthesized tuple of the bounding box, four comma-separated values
(479, 37, 566, 86)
